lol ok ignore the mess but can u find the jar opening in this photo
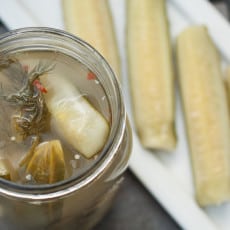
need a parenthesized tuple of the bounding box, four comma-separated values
(0, 27, 126, 198)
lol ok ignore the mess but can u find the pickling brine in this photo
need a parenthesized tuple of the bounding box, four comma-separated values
(0, 28, 132, 230)
(0, 51, 111, 185)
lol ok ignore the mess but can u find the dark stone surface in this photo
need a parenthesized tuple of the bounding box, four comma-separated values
(94, 170, 181, 230)
(0, 21, 7, 33)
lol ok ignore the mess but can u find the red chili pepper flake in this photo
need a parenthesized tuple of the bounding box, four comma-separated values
(87, 71, 96, 80)
(33, 79, 48, 93)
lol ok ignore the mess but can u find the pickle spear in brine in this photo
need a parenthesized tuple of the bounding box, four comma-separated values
(40, 74, 110, 159)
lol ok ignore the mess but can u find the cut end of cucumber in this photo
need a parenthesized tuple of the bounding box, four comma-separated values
(197, 179, 230, 207)
(138, 125, 176, 151)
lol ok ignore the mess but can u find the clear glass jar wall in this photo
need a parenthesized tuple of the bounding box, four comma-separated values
(0, 28, 132, 230)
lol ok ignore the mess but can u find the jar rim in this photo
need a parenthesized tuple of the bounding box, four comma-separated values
(0, 27, 126, 200)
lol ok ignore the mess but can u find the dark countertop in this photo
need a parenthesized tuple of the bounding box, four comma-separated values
(94, 170, 181, 230)
(0, 1, 227, 229)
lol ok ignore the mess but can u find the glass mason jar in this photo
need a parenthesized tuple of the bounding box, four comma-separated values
(0, 28, 132, 230)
